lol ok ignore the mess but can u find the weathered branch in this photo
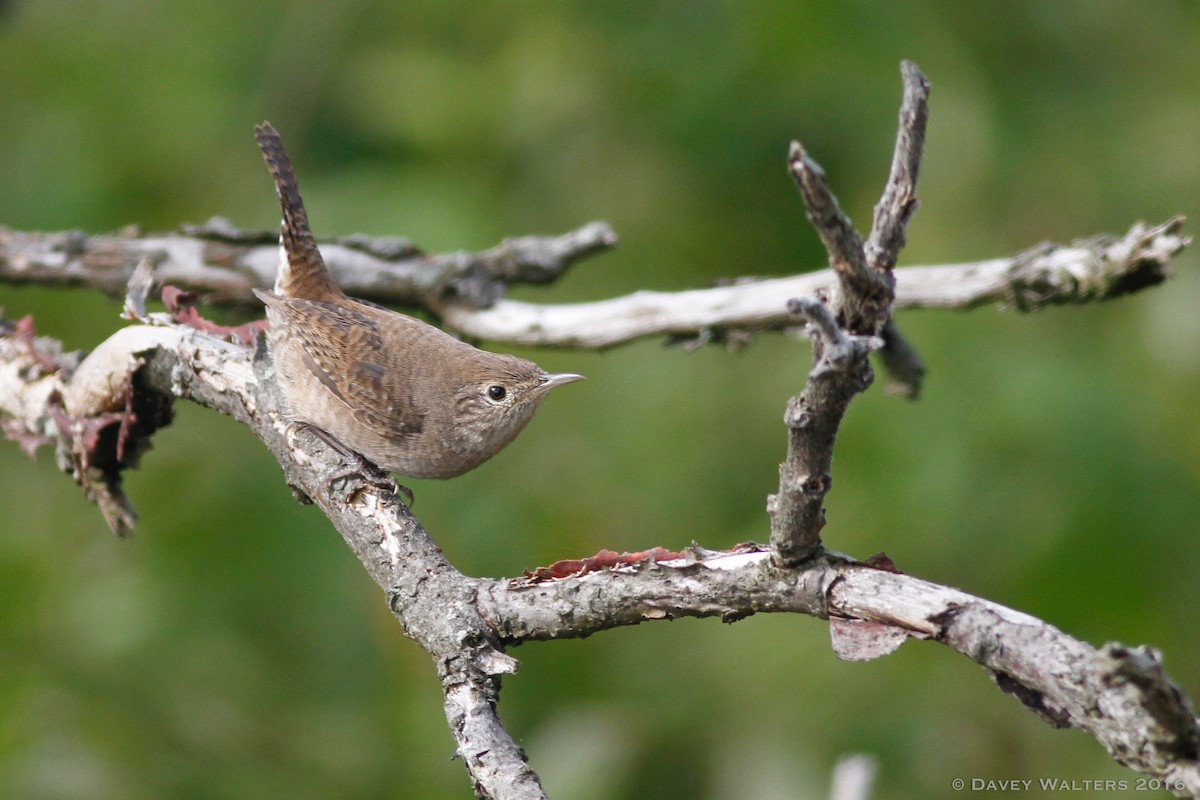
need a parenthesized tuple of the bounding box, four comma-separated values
(877, 320, 926, 398)
(3, 318, 1196, 795)
(0, 219, 616, 309)
(483, 549, 1199, 793)
(767, 298, 881, 562)
(865, 60, 930, 396)
(865, 60, 929, 273)
(2, 218, 1185, 351)
(786, 140, 884, 329)
(0, 318, 550, 800)
(1, 59, 1195, 800)
(768, 62, 929, 566)
(436, 217, 1186, 348)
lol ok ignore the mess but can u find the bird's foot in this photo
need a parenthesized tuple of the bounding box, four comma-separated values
(319, 461, 413, 507)
(289, 422, 413, 506)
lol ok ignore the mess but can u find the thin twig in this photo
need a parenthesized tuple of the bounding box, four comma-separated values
(865, 60, 930, 272)
(787, 141, 888, 332)
(877, 320, 926, 398)
(865, 61, 930, 394)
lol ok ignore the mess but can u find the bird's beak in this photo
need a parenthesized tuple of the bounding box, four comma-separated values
(538, 372, 586, 392)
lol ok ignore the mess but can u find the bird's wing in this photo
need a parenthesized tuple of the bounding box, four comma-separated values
(272, 298, 426, 442)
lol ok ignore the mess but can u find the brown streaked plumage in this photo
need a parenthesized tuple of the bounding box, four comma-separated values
(252, 122, 582, 481)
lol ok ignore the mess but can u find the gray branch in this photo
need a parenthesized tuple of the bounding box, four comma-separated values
(768, 62, 928, 566)
(0, 318, 550, 799)
(3, 320, 1195, 795)
(481, 547, 1200, 793)
(786, 140, 884, 328)
(0, 219, 616, 309)
(1, 59, 1195, 800)
(1, 219, 1185, 352)
(865, 60, 930, 272)
(767, 298, 881, 563)
(435, 217, 1186, 348)
(866, 60, 931, 396)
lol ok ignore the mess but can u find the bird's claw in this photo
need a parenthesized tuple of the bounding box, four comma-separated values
(290, 422, 414, 506)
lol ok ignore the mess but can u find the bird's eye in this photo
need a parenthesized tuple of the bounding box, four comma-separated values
(487, 385, 507, 401)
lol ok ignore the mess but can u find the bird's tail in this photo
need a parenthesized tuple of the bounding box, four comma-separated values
(254, 121, 343, 301)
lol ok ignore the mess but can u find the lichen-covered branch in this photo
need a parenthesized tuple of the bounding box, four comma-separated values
(0, 219, 615, 309)
(0, 316, 549, 800)
(2, 218, 1185, 352)
(434, 217, 1185, 348)
(1, 58, 1194, 800)
(4, 318, 1195, 795)
(480, 548, 1199, 794)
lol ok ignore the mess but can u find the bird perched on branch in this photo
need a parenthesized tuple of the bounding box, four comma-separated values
(252, 122, 583, 493)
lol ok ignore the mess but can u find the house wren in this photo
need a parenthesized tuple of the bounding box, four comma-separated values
(252, 122, 583, 482)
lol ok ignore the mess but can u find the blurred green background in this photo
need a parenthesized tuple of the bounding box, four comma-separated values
(1, 1, 1198, 798)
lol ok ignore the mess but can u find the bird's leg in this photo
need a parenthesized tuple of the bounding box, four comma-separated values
(289, 422, 414, 506)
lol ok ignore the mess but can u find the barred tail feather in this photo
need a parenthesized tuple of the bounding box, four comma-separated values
(254, 122, 343, 301)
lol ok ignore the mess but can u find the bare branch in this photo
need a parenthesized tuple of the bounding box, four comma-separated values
(767, 298, 882, 562)
(435, 218, 1186, 348)
(1, 218, 1184, 350)
(865, 61, 930, 395)
(786, 142, 878, 308)
(480, 548, 1200, 794)
(0, 220, 615, 309)
(788, 297, 884, 371)
(768, 62, 930, 565)
(877, 320, 926, 398)
(787, 142, 893, 336)
(3, 287, 1198, 795)
(865, 60, 930, 272)
(231, 384, 547, 800)
(831, 568, 1200, 793)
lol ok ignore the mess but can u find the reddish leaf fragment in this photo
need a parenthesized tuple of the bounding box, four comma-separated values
(0, 419, 50, 458)
(161, 285, 198, 312)
(115, 384, 136, 462)
(225, 319, 270, 345)
(539, 559, 586, 580)
(79, 413, 128, 455)
(14, 314, 36, 340)
(863, 552, 903, 574)
(11, 314, 62, 374)
(830, 617, 908, 662)
(46, 392, 75, 449)
(46, 389, 138, 466)
(161, 284, 268, 345)
(524, 547, 686, 582)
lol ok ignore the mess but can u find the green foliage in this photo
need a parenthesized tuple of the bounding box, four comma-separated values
(1, 2, 1198, 798)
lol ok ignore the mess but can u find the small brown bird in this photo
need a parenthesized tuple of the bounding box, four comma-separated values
(252, 122, 582, 487)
